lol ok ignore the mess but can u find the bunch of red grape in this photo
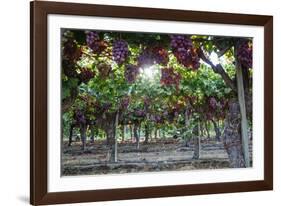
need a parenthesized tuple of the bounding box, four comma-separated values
(79, 68, 95, 83)
(206, 97, 229, 120)
(164, 110, 175, 123)
(153, 46, 169, 66)
(120, 96, 130, 110)
(163, 110, 172, 122)
(220, 99, 229, 110)
(112, 40, 129, 65)
(137, 46, 169, 67)
(124, 64, 140, 83)
(209, 97, 217, 110)
(62, 60, 77, 78)
(86, 31, 108, 54)
(74, 110, 87, 125)
(172, 103, 183, 117)
(237, 40, 252, 69)
(166, 103, 183, 123)
(143, 96, 151, 111)
(93, 101, 112, 116)
(63, 39, 82, 62)
(102, 102, 112, 111)
(170, 35, 200, 70)
(160, 67, 181, 86)
(134, 109, 146, 118)
(86, 31, 100, 51)
(217, 99, 228, 118)
(151, 114, 164, 124)
(137, 49, 155, 67)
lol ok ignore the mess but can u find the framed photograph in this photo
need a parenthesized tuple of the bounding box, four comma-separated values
(30, 1, 273, 205)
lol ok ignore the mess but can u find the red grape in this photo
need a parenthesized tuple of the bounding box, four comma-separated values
(237, 40, 252, 69)
(125, 64, 139, 83)
(112, 40, 129, 65)
(79, 68, 95, 83)
(160, 67, 181, 87)
(170, 35, 200, 70)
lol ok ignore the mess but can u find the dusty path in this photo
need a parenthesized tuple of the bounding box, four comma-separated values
(62, 138, 252, 176)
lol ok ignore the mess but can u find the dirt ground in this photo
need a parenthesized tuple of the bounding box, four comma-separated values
(62, 138, 252, 176)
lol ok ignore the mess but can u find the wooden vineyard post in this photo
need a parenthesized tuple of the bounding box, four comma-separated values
(235, 46, 250, 167)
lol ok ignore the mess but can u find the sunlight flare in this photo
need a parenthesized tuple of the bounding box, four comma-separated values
(210, 52, 220, 65)
(140, 65, 158, 80)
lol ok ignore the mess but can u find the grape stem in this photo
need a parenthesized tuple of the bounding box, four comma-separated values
(198, 47, 237, 92)
(216, 45, 232, 57)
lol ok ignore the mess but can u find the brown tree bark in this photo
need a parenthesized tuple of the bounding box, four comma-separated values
(130, 125, 134, 142)
(144, 123, 149, 144)
(90, 125, 95, 143)
(95, 112, 117, 161)
(192, 124, 200, 160)
(205, 121, 210, 140)
(80, 124, 87, 151)
(211, 119, 221, 141)
(106, 123, 115, 145)
(105, 113, 117, 162)
(154, 128, 158, 139)
(97, 112, 119, 162)
(121, 124, 125, 142)
(184, 106, 190, 147)
(134, 124, 140, 149)
(222, 99, 246, 168)
(68, 123, 75, 146)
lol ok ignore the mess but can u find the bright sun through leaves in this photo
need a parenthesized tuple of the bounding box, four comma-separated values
(140, 65, 158, 80)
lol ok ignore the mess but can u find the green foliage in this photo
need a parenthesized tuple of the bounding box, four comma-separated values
(61, 29, 251, 139)
(62, 77, 79, 99)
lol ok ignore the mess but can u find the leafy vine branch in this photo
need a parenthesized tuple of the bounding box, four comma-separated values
(198, 47, 237, 92)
